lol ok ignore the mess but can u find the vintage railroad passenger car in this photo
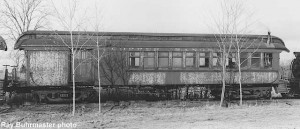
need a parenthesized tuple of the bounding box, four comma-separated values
(11, 31, 289, 102)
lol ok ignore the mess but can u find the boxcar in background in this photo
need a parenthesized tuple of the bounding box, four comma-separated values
(12, 31, 289, 102)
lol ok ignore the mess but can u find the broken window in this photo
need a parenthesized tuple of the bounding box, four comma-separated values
(143, 52, 155, 68)
(129, 52, 140, 68)
(264, 53, 272, 68)
(186, 52, 196, 68)
(251, 52, 261, 68)
(199, 52, 210, 67)
(172, 52, 183, 68)
(158, 52, 169, 68)
(227, 53, 237, 68)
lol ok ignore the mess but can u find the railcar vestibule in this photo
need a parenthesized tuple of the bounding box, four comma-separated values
(128, 50, 276, 70)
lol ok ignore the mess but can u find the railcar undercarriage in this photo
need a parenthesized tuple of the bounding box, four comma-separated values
(2, 83, 273, 104)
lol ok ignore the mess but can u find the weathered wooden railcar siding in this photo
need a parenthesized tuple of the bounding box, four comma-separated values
(180, 72, 278, 84)
(129, 72, 166, 85)
(128, 71, 278, 85)
(27, 51, 69, 86)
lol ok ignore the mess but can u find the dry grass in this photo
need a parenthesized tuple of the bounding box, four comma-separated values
(0, 99, 300, 129)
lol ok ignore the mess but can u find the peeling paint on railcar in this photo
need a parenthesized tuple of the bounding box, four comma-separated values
(241, 72, 278, 84)
(129, 72, 166, 85)
(128, 71, 278, 85)
(180, 72, 278, 84)
(28, 51, 69, 86)
(180, 72, 222, 84)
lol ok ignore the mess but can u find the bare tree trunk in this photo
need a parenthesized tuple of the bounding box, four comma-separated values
(71, 32, 76, 116)
(97, 41, 101, 113)
(220, 50, 226, 107)
(237, 48, 242, 106)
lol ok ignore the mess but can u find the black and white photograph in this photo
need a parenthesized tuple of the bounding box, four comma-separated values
(0, 0, 300, 128)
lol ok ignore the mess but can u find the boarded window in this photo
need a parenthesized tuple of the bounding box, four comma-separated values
(251, 52, 261, 68)
(129, 52, 140, 67)
(199, 52, 210, 67)
(172, 52, 183, 68)
(158, 52, 169, 68)
(264, 53, 272, 68)
(186, 52, 195, 67)
(28, 51, 69, 86)
(144, 52, 155, 68)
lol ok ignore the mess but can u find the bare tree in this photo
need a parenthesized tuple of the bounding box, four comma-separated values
(0, 0, 50, 67)
(51, 0, 106, 115)
(210, 0, 249, 106)
(51, 0, 91, 116)
(99, 45, 130, 87)
(89, 3, 106, 113)
(211, 0, 260, 106)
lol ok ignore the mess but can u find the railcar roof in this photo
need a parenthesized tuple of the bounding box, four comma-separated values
(15, 30, 289, 52)
(0, 36, 7, 51)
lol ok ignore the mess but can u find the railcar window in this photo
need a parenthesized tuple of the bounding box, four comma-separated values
(227, 53, 236, 68)
(264, 53, 272, 68)
(144, 52, 155, 68)
(212, 52, 221, 67)
(240, 53, 248, 68)
(129, 52, 140, 67)
(199, 52, 210, 67)
(158, 52, 169, 68)
(251, 52, 261, 68)
(73, 50, 93, 82)
(172, 52, 183, 68)
(186, 52, 196, 68)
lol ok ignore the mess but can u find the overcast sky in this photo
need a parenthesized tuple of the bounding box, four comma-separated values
(1, 0, 300, 67)
(50, 0, 300, 64)
(101, 0, 299, 64)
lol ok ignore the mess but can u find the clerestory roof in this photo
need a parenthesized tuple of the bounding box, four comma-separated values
(14, 30, 289, 52)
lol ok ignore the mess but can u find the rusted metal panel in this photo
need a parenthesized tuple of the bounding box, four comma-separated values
(28, 51, 69, 86)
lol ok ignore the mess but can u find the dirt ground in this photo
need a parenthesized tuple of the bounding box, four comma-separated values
(1, 99, 300, 129)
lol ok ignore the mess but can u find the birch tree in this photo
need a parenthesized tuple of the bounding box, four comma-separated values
(211, 0, 256, 106)
(86, 2, 107, 113)
(92, 7, 106, 113)
(51, 0, 91, 116)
